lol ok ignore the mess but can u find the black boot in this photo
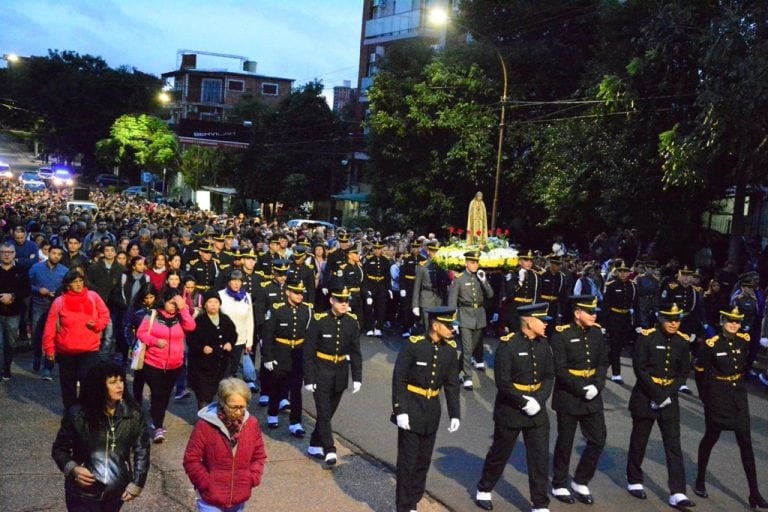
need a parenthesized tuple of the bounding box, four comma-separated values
(749, 493, 768, 509)
(694, 479, 708, 498)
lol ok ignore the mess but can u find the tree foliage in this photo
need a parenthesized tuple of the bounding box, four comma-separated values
(96, 114, 178, 178)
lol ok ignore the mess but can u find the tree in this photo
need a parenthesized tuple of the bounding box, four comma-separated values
(96, 114, 178, 179)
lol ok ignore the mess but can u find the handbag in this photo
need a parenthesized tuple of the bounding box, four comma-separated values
(130, 310, 156, 371)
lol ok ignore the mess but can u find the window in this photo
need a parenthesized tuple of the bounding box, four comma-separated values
(201, 78, 223, 103)
(261, 83, 279, 96)
(228, 80, 244, 92)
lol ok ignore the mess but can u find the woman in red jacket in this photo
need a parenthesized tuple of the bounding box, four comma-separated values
(137, 288, 196, 443)
(43, 269, 111, 409)
(183, 377, 267, 512)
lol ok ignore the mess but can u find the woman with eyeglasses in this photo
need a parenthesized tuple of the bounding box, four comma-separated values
(183, 377, 266, 512)
(693, 306, 767, 508)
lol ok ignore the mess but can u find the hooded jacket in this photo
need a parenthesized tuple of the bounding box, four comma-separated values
(137, 307, 195, 370)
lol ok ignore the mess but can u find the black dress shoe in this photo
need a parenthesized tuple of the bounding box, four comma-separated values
(693, 482, 708, 498)
(574, 491, 594, 505)
(670, 497, 695, 509)
(553, 493, 575, 504)
(628, 489, 647, 500)
(474, 499, 493, 510)
(749, 494, 768, 508)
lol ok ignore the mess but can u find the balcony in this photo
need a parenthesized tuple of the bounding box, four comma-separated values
(364, 9, 438, 44)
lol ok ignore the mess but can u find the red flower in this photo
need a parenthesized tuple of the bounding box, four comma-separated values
(457, 228, 464, 235)
(504, 228, 510, 236)
(496, 228, 502, 235)
(476, 230, 482, 236)
(448, 226, 455, 234)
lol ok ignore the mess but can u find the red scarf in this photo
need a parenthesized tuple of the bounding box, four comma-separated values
(62, 288, 94, 315)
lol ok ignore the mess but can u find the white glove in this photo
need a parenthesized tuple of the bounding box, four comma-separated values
(352, 381, 361, 393)
(583, 384, 598, 401)
(448, 418, 460, 432)
(322, 288, 328, 295)
(413, 307, 420, 317)
(304, 383, 316, 392)
(689, 333, 697, 343)
(366, 297, 373, 305)
(760, 337, 768, 348)
(264, 361, 276, 372)
(658, 397, 672, 408)
(396, 413, 410, 430)
(521, 395, 541, 416)
(388, 290, 393, 300)
(601, 328, 607, 335)
(477, 270, 486, 282)
(518, 268, 526, 285)
(400, 289, 406, 298)
(650, 401, 659, 410)
(635, 326, 643, 334)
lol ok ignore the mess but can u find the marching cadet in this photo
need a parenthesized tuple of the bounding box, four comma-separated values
(503, 250, 540, 333)
(412, 241, 449, 333)
(303, 287, 362, 468)
(392, 306, 461, 512)
(329, 246, 365, 328)
(186, 243, 219, 293)
(256, 234, 283, 277)
(601, 259, 638, 384)
(475, 303, 555, 512)
(550, 295, 608, 505)
(625, 303, 695, 509)
(448, 250, 493, 390)
(693, 306, 768, 508)
(288, 245, 316, 300)
(237, 246, 264, 393)
(219, 229, 238, 269)
(363, 239, 391, 337)
(399, 241, 422, 338)
(539, 255, 567, 337)
(261, 277, 314, 438)
(254, 259, 291, 407)
(322, 231, 351, 291)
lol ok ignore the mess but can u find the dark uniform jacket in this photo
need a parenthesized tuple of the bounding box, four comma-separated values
(504, 267, 540, 304)
(288, 260, 317, 301)
(412, 259, 448, 309)
(323, 247, 348, 284)
(659, 281, 704, 336)
(539, 270, 566, 316)
(601, 279, 639, 327)
(362, 254, 391, 293)
(391, 335, 460, 434)
(550, 323, 609, 415)
(262, 301, 313, 370)
(448, 270, 493, 329)
(492, 331, 554, 428)
(254, 280, 286, 329)
(697, 332, 751, 429)
(303, 311, 362, 392)
(330, 262, 365, 308)
(629, 326, 691, 419)
(186, 257, 219, 291)
(400, 253, 419, 291)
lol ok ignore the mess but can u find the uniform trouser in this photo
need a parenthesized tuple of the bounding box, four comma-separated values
(627, 414, 686, 494)
(143, 365, 182, 429)
(364, 286, 388, 331)
(552, 409, 607, 488)
(57, 351, 101, 410)
(459, 326, 483, 377)
(606, 315, 632, 375)
(504, 303, 521, 332)
(0, 315, 19, 374)
(268, 349, 303, 425)
(697, 418, 760, 496)
(478, 422, 551, 508)
(399, 286, 415, 331)
(544, 302, 559, 338)
(396, 428, 437, 512)
(309, 387, 344, 453)
(350, 299, 365, 330)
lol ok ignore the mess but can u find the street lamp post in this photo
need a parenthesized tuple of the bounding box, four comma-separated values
(429, 9, 508, 231)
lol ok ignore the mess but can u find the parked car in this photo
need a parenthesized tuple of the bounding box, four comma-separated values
(65, 200, 98, 214)
(95, 173, 129, 188)
(286, 219, 338, 231)
(123, 185, 164, 200)
(51, 168, 74, 188)
(23, 180, 47, 192)
(37, 167, 54, 180)
(0, 162, 12, 179)
(19, 171, 40, 184)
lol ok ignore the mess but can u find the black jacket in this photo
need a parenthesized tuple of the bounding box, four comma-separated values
(262, 301, 313, 369)
(52, 399, 150, 500)
(550, 323, 609, 415)
(303, 310, 362, 392)
(188, 313, 237, 387)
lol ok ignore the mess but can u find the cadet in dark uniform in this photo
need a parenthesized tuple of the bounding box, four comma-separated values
(329, 247, 365, 329)
(601, 259, 638, 383)
(262, 277, 314, 437)
(550, 295, 609, 505)
(303, 287, 362, 468)
(504, 250, 540, 333)
(288, 245, 316, 301)
(185, 243, 219, 293)
(448, 250, 493, 390)
(363, 240, 391, 337)
(693, 306, 768, 508)
(475, 303, 555, 512)
(412, 242, 448, 333)
(256, 234, 283, 277)
(625, 303, 695, 509)
(322, 231, 350, 291)
(399, 241, 422, 337)
(254, 259, 290, 407)
(539, 256, 567, 337)
(392, 307, 461, 512)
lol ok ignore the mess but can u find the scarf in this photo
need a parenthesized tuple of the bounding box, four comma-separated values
(217, 407, 243, 448)
(225, 287, 247, 302)
(62, 288, 94, 315)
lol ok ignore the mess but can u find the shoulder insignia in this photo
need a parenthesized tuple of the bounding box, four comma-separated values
(640, 328, 656, 336)
(346, 312, 357, 320)
(220, 264, 231, 270)
(706, 335, 718, 347)
(555, 324, 570, 333)
(499, 332, 514, 342)
(677, 331, 690, 342)
(305, 302, 314, 309)
(409, 335, 425, 344)
(736, 332, 750, 342)
(314, 312, 328, 321)
(446, 338, 457, 349)
(692, 285, 703, 292)
(605, 279, 615, 287)
(258, 251, 267, 256)
(328, 247, 337, 254)
(305, 261, 314, 269)
(189, 259, 199, 265)
(272, 302, 285, 310)
(668, 283, 679, 289)
(455, 272, 464, 278)
(260, 281, 271, 288)
(593, 322, 602, 328)
(419, 261, 428, 266)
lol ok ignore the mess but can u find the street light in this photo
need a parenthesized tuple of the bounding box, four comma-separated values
(428, 8, 508, 232)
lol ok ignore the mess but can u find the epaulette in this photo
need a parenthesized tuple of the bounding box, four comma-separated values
(409, 335, 425, 344)
(188, 258, 199, 265)
(328, 247, 337, 254)
(445, 338, 457, 349)
(260, 281, 271, 288)
(258, 251, 267, 256)
(605, 279, 615, 287)
(499, 332, 514, 342)
(677, 331, 690, 342)
(340, 263, 347, 269)
(220, 264, 230, 270)
(640, 327, 656, 336)
(736, 332, 750, 342)
(305, 302, 314, 309)
(668, 283, 679, 289)
(419, 260, 428, 266)
(454, 272, 464, 278)
(305, 261, 314, 269)
(555, 324, 571, 332)
(593, 322, 602, 328)
(224, 250, 236, 256)
(272, 302, 285, 310)
(346, 312, 357, 320)
(705, 335, 719, 348)
(314, 312, 328, 321)
(692, 285, 703, 292)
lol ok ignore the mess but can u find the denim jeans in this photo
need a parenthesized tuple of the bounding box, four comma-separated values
(196, 493, 245, 512)
(31, 301, 54, 371)
(99, 318, 115, 360)
(0, 315, 19, 374)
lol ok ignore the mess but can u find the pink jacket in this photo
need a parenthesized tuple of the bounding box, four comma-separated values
(137, 307, 195, 370)
(43, 289, 110, 357)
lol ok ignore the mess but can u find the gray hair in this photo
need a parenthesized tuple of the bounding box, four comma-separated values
(217, 377, 252, 404)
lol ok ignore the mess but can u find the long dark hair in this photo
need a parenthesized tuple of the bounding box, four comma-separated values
(79, 361, 137, 429)
(133, 282, 159, 309)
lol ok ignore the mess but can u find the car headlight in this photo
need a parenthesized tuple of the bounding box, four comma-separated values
(53, 178, 62, 185)
(66, 179, 73, 186)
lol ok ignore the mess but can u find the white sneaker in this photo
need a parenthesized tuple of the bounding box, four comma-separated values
(463, 379, 473, 390)
(366, 330, 375, 336)
(288, 423, 305, 438)
(474, 361, 486, 371)
(267, 415, 278, 428)
(669, 493, 693, 507)
(611, 374, 624, 384)
(323, 452, 337, 468)
(531, 509, 550, 512)
(279, 398, 290, 411)
(258, 395, 269, 406)
(373, 329, 382, 336)
(307, 446, 324, 458)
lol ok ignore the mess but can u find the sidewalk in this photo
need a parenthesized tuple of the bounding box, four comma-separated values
(0, 350, 448, 512)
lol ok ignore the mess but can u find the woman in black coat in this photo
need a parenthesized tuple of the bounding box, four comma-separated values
(187, 291, 238, 410)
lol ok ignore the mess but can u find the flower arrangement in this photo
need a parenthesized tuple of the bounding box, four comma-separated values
(435, 229, 518, 271)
